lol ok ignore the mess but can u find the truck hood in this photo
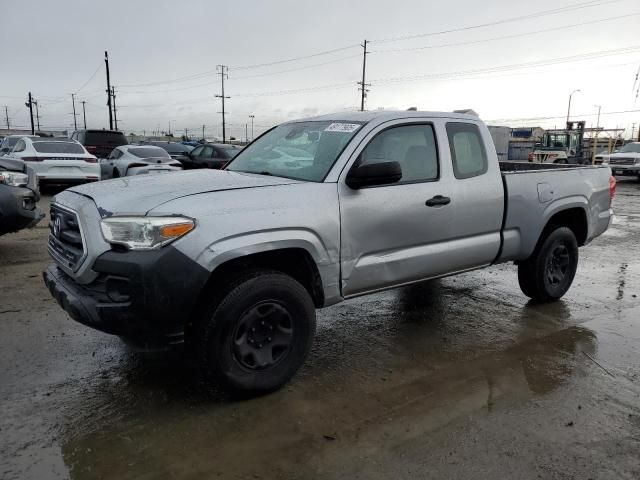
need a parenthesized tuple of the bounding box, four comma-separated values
(68, 169, 302, 216)
(608, 152, 640, 158)
(0, 156, 26, 172)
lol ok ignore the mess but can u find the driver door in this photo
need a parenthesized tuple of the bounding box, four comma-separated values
(338, 120, 455, 296)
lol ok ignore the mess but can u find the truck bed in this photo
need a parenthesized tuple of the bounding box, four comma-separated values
(499, 161, 591, 172)
(496, 162, 612, 263)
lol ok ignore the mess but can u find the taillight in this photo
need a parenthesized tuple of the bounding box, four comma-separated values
(21, 156, 43, 162)
(85, 157, 98, 163)
(528, 152, 534, 162)
(609, 175, 616, 205)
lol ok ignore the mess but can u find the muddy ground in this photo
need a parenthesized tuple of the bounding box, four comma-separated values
(1, 180, 639, 480)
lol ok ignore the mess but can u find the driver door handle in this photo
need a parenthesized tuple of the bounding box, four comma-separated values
(425, 195, 451, 207)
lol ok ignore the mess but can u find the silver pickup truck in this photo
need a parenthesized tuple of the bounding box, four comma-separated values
(43, 110, 615, 394)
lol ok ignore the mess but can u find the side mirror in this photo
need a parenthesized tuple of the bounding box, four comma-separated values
(346, 160, 402, 189)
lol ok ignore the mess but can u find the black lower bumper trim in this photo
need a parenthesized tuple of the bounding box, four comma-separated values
(43, 246, 210, 345)
(0, 186, 44, 235)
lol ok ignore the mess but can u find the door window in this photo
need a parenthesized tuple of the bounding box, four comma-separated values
(13, 140, 26, 152)
(446, 123, 488, 179)
(201, 146, 214, 158)
(360, 124, 438, 184)
(191, 146, 203, 157)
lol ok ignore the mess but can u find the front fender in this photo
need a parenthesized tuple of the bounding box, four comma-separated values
(194, 228, 341, 306)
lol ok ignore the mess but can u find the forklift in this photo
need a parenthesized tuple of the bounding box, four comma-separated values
(529, 121, 588, 164)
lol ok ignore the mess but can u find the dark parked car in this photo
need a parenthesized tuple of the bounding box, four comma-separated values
(180, 143, 241, 169)
(0, 156, 44, 236)
(146, 141, 193, 163)
(70, 129, 128, 158)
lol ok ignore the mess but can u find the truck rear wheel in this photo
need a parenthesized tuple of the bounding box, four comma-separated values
(517, 226, 578, 302)
(196, 271, 316, 395)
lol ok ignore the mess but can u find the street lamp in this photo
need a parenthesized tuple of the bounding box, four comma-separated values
(566, 89, 581, 125)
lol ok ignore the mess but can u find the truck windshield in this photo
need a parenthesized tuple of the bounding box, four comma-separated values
(619, 143, 640, 153)
(226, 121, 363, 182)
(543, 133, 569, 149)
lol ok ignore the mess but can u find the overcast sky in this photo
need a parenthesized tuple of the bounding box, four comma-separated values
(1, 0, 639, 139)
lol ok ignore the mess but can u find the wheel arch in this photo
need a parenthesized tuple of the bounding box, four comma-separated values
(196, 246, 326, 308)
(542, 205, 589, 247)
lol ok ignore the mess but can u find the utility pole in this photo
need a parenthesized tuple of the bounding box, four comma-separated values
(185, 128, 188, 140)
(592, 105, 601, 164)
(111, 86, 118, 131)
(215, 65, 230, 143)
(357, 40, 370, 111)
(81, 101, 87, 129)
(167, 121, 171, 136)
(202, 124, 205, 140)
(105, 51, 113, 130)
(25, 92, 35, 135)
(249, 114, 255, 140)
(33, 100, 41, 131)
(71, 94, 78, 130)
(4, 106, 9, 130)
(245, 123, 248, 143)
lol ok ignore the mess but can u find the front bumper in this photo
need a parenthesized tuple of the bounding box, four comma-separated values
(43, 245, 210, 346)
(607, 164, 640, 175)
(0, 184, 44, 235)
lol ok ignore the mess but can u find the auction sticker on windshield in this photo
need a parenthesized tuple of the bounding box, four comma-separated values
(324, 123, 361, 133)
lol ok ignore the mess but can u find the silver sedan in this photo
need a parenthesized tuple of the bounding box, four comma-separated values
(101, 145, 183, 179)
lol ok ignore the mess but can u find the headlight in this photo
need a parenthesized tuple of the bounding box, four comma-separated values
(0, 171, 29, 187)
(100, 216, 195, 250)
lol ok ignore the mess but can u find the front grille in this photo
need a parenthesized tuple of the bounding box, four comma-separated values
(609, 157, 635, 165)
(48, 205, 85, 270)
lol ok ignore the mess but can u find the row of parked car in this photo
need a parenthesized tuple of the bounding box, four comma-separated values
(0, 129, 243, 186)
(0, 129, 243, 236)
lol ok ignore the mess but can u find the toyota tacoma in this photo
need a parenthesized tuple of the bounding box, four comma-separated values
(43, 110, 614, 394)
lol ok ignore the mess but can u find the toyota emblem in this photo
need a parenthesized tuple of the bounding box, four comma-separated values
(53, 216, 62, 238)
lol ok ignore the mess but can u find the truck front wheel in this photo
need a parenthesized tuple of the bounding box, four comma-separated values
(517, 226, 578, 302)
(196, 271, 316, 395)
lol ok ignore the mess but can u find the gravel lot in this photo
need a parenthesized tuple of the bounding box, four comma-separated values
(1, 180, 639, 480)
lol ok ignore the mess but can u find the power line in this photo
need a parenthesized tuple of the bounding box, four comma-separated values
(370, 45, 640, 86)
(119, 69, 218, 88)
(486, 109, 640, 123)
(229, 44, 361, 71)
(372, 0, 620, 44)
(232, 54, 361, 79)
(233, 81, 354, 98)
(373, 12, 640, 53)
(74, 62, 103, 94)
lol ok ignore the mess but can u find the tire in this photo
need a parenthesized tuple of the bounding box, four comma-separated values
(196, 271, 316, 395)
(518, 226, 578, 302)
(553, 159, 568, 164)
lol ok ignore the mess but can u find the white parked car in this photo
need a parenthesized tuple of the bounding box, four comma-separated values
(101, 145, 183, 179)
(8, 137, 100, 185)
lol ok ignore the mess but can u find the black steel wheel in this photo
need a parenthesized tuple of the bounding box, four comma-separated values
(196, 271, 315, 395)
(518, 226, 578, 302)
(232, 301, 294, 370)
